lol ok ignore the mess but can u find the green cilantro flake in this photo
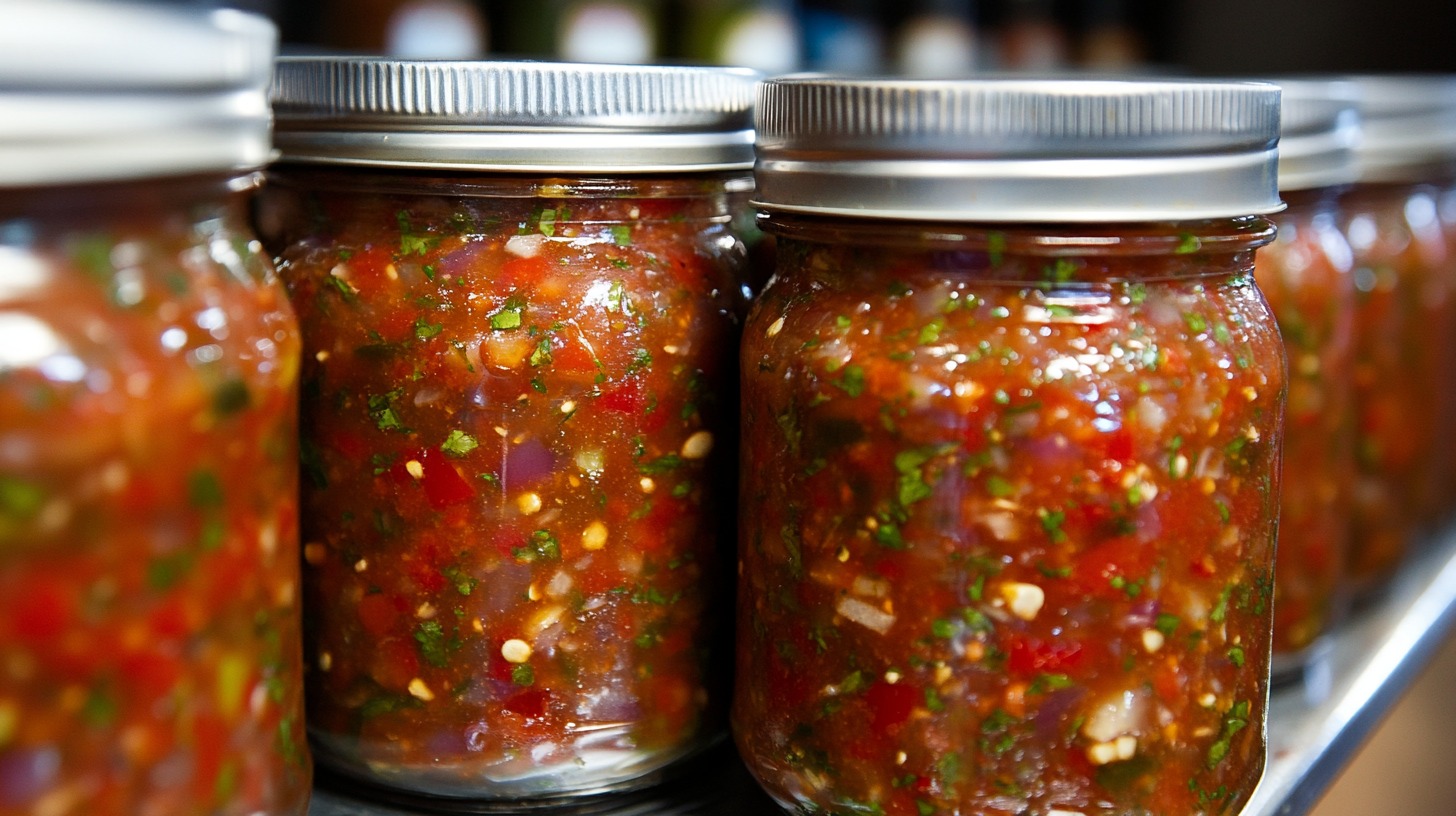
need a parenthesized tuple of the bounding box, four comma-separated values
(440, 430, 478, 458)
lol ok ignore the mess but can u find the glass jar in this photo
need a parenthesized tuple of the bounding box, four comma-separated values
(0, 4, 309, 815)
(738, 78, 1285, 816)
(1254, 81, 1359, 675)
(261, 59, 757, 801)
(1343, 77, 1456, 593)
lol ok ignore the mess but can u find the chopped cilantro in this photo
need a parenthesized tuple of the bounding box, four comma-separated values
(414, 620, 454, 668)
(187, 470, 224, 508)
(610, 224, 632, 246)
(833, 364, 866, 397)
(1038, 508, 1067, 543)
(439, 429, 478, 458)
(529, 338, 553, 367)
(212, 379, 250, 416)
(1155, 613, 1181, 636)
(413, 317, 443, 340)
(511, 663, 535, 686)
(489, 307, 523, 330)
(1175, 233, 1202, 254)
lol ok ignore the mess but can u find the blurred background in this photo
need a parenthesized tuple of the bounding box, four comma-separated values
(156, 0, 1456, 75)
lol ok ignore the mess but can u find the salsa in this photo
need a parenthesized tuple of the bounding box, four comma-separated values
(1341, 182, 1455, 590)
(262, 170, 748, 797)
(1252, 189, 1356, 665)
(736, 216, 1283, 816)
(0, 178, 309, 815)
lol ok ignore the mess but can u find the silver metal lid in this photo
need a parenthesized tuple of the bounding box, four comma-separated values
(0, 0, 276, 187)
(1274, 79, 1359, 192)
(1348, 75, 1456, 183)
(271, 58, 760, 172)
(753, 76, 1284, 222)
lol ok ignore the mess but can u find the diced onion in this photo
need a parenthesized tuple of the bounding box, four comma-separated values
(836, 597, 895, 634)
(1082, 688, 1149, 743)
(505, 234, 545, 258)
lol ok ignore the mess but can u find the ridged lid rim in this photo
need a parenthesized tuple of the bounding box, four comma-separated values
(752, 76, 1283, 222)
(1273, 78, 1359, 192)
(271, 57, 761, 172)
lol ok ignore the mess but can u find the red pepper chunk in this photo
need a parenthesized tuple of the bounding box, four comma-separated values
(865, 679, 921, 735)
(393, 447, 476, 509)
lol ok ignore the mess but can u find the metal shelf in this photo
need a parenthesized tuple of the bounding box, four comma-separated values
(310, 529, 1456, 816)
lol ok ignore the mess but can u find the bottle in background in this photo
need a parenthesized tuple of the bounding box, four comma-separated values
(678, 0, 801, 75)
(994, 0, 1069, 71)
(800, 0, 883, 74)
(890, 0, 979, 78)
(1077, 0, 1144, 70)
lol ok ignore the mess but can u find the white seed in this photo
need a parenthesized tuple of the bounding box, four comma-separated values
(1001, 582, 1046, 621)
(527, 605, 565, 637)
(415, 602, 437, 620)
(517, 492, 543, 515)
(581, 521, 608, 551)
(680, 430, 714, 460)
(528, 583, 542, 602)
(895, 751, 908, 765)
(501, 638, 533, 663)
(1115, 735, 1138, 760)
(318, 652, 333, 672)
(408, 678, 434, 701)
(639, 477, 656, 494)
(1142, 630, 1165, 653)
(315, 350, 330, 362)
(354, 559, 368, 573)
(560, 400, 576, 415)
(405, 460, 424, 479)
(1199, 693, 1217, 708)
(1087, 741, 1120, 766)
(766, 316, 785, 337)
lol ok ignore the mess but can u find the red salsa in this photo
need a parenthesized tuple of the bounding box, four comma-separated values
(1252, 189, 1356, 663)
(262, 171, 748, 796)
(0, 178, 309, 815)
(736, 217, 1283, 816)
(1341, 182, 1456, 589)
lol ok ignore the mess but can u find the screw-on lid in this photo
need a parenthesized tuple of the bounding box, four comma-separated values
(1274, 79, 1359, 192)
(270, 58, 760, 173)
(753, 76, 1283, 222)
(1348, 75, 1456, 183)
(0, 0, 276, 187)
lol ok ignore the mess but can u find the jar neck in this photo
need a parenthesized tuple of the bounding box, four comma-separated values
(267, 164, 753, 207)
(760, 212, 1275, 286)
(0, 173, 257, 237)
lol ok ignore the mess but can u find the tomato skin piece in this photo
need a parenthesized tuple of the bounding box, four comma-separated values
(10, 579, 75, 646)
(1006, 636, 1086, 676)
(357, 592, 402, 638)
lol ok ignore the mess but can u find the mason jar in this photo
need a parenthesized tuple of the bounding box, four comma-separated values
(1255, 80, 1359, 676)
(737, 78, 1286, 816)
(1342, 76, 1456, 593)
(259, 59, 756, 801)
(0, 3, 309, 814)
